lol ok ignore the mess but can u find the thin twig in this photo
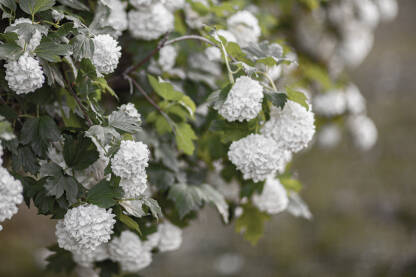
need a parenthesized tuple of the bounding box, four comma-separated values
(63, 75, 93, 126)
(164, 35, 216, 47)
(123, 33, 170, 76)
(124, 75, 162, 113)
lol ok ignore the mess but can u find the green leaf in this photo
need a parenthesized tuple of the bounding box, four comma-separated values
(0, 42, 23, 60)
(20, 116, 60, 157)
(0, 32, 19, 43)
(11, 146, 39, 174)
(287, 87, 309, 110)
(0, 0, 16, 12)
(35, 41, 72, 62)
(63, 134, 99, 170)
(225, 42, 254, 66)
(168, 183, 203, 218)
(148, 75, 184, 101)
(235, 203, 270, 245)
(141, 198, 163, 220)
(86, 180, 123, 208)
(79, 58, 97, 80)
(118, 213, 141, 235)
(264, 91, 288, 109)
(174, 122, 197, 155)
(19, 0, 55, 16)
(43, 166, 79, 205)
(70, 34, 94, 61)
(39, 59, 65, 87)
(57, 0, 89, 10)
(198, 184, 229, 223)
(279, 175, 303, 193)
(108, 108, 142, 134)
(46, 244, 76, 273)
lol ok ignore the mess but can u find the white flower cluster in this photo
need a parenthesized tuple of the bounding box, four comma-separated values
(0, 167, 23, 231)
(4, 52, 45, 95)
(146, 221, 183, 252)
(108, 230, 152, 272)
(317, 124, 342, 149)
(149, 45, 178, 74)
(313, 90, 347, 117)
(262, 100, 315, 153)
(56, 204, 115, 252)
(72, 244, 109, 267)
(218, 76, 264, 122)
(105, 0, 128, 33)
(92, 34, 122, 74)
(347, 115, 378, 151)
(128, 3, 174, 40)
(252, 177, 288, 214)
(111, 140, 150, 197)
(118, 103, 142, 123)
(227, 11, 261, 47)
(228, 134, 290, 182)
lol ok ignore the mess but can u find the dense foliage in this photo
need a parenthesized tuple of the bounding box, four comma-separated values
(0, 0, 396, 276)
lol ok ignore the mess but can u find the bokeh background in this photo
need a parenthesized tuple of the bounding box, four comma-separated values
(1, 0, 415, 276)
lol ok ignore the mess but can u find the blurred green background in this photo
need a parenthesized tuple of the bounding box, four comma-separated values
(1, 0, 416, 276)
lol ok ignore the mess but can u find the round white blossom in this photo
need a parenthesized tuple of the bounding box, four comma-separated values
(92, 34, 121, 74)
(158, 45, 178, 72)
(227, 11, 261, 47)
(347, 115, 378, 151)
(215, 29, 237, 43)
(339, 25, 374, 68)
(147, 221, 183, 252)
(345, 83, 366, 115)
(161, 0, 185, 11)
(184, 0, 210, 29)
(118, 103, 142, 123)
(313, 90, 347, 117)
(106, 0, 128, 32)
(228, 134, 290, 182)
(356, 0, 380, 29)
(261, 100, 315, 153)
(109, 230, 152, 272)
(119, 175, 147, 198)
(72, 244, 109, 267)
(252, 177, 288, 214)
(4, 53, 45, 94)
(218, 76, 264, 122)
(128, 4, 174, 40)
(0, 167, 23, 227)
(375, 0, 398, 21)
(317, 124, 342, 149)
(56, 204, 116, 251)
(111, 140, 149, 180)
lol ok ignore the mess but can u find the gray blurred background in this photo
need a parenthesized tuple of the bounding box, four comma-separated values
(1, 0, 415, 276)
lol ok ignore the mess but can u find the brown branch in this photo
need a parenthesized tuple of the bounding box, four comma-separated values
(125, 75, 163, 113)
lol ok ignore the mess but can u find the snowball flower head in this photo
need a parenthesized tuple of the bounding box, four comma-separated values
(92, 34, 121, 74)
(128, 3, 174, 40)
(252, 177, 288, 214)
(109, 230, 152, 272)
(119, 175, 147, 198)
(262, 100, 315, 153)
(228, 134, 290, 182)
(227, 11, 261, 47)
(218, 76, 264, 122)
(345, 84, 366, 114)
(106, 0, 128, 32)
(348, 115, 378, 151)
(339, 26, 374, 68)
(313, 90, 347, 117)
(72, 244, 109, 267)
(161, 0, 185, 11)
(56, 204, 115, 251)
(4, 52, 45, 94)
(118, 103, 142, 124)
(158, 45, 178, 72)
(0, 167, 23, 225)
(129, 0, 152, 9)
(147, 221, 183, 252)
(317, 124, 342, 149)
(375, 0, 398, 21)
(111, 140, 149, 180)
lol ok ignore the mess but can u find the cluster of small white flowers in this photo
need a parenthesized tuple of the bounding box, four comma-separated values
(0, 167, 23, 231)
(252, 177, 288, 214)
(161, 0, 185, 11)
(313, 90, 347, 117)
(92, 34, 122, 74)
(146, 221, 183, 252)
(227, 11, 261, 47)
(129, 0, 152, 9)
(4, 53, 45, 95)
(218, 76, 264, 122)
(108, 230, 152, 272)
(111, 140, 150, 197)
(72, 244, 109, 267)
(317, 124, 342, 149)
(184, 0, 211, 29)
(118, 103, 142, 123)
(157, 45, 178, 72)
(347, 115, 378, 151)
(128, 3, 174, 40)
(345, 84, 366, 115)
(228, 134, 290, 182)
(105, 0, 128, 33)
(56, 204, 115, 252)
(261, 100, 315, 153)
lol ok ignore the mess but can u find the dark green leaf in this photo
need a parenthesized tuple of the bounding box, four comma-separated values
(0, 0, 16, 11)
(19, 0, 55, 16)
(235, 203, 270, 245)
(35, 41, 72, 62)
(63, 134, 99, 170)
(70, 34, 94, 61)
(168, 183, 203, 218)
(264, 91, 288, 109)
(118, 213, 141, 235)
(0, 42, 23, 60)
(46, 244, 76, 273)
(39, 59, 65, 87)
(86, 180, 123, 208)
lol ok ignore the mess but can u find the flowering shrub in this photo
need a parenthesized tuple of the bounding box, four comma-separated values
(0, 0, 396, 275)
